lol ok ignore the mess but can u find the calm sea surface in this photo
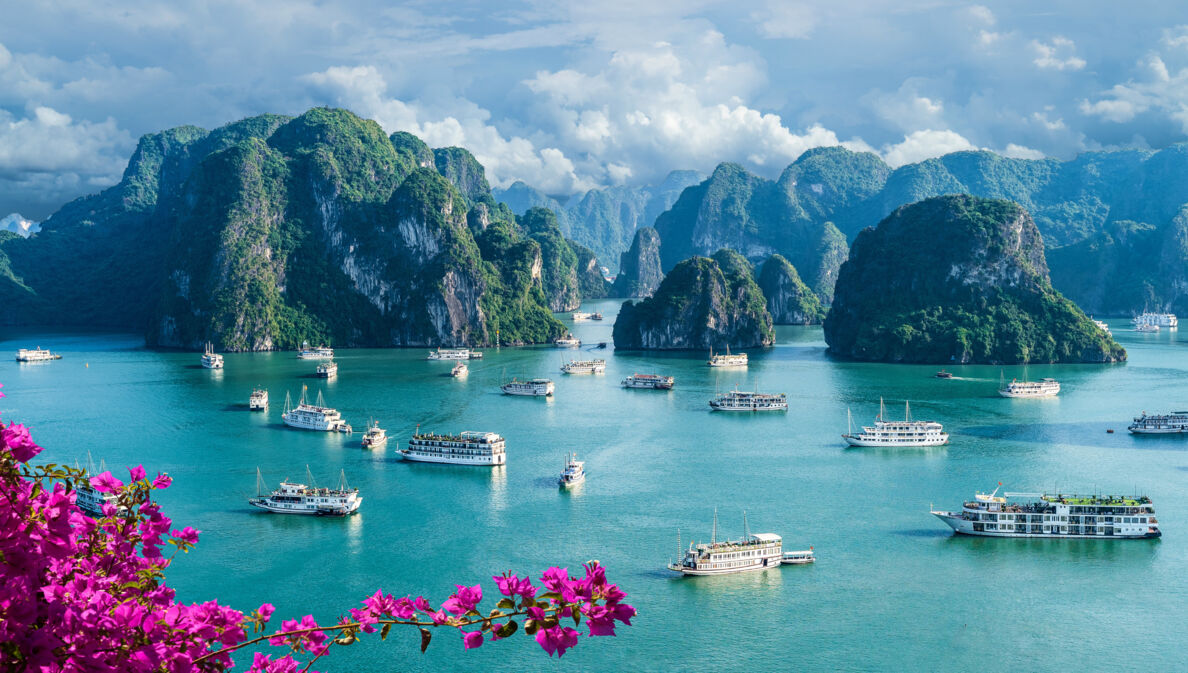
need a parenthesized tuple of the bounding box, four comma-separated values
(5, 301, 1188, 672)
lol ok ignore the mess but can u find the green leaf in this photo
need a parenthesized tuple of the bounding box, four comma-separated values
(495, 621, 518, 638)
(573, 610, 582, 627)
(523, 619, 539, 635)
(380, 623, 392, 641)
(538, 592, 562, 601)
(419, 627, 432, 653)
(496, 598, 515, 609)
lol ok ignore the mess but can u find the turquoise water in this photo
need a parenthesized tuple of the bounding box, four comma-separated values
(5, 303, 1188, 672)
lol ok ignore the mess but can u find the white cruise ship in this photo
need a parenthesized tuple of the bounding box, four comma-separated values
(73, 455, 122, 516)
(399, 430, 507, 466)
(932, 485, 1161, 539)
(998, 375, 1060, 398)
(1092, 318, 1111, 335)
(500, 378, 554, 396)
(843, 399, 947, 447)
(427, 347, 482, 360)
(361, 419, 387, 448)
(572, 312, 593, 321)
(709, 387, 787, 412)
(15, 347, 61, 362)
(622, 373, 674, 390)
(451, 361, 468, 377)
(281, 386, 352, 433)
(201, 342, 223, 369)
(249, 388, 268, 411)
(249, 468, 361, 516)
(668, 512, 783, 576)
(558, 452, 585, 487)
(1133, 313, 1177, 329)
(555, 333, 581, 347)
(561, 359, 606, 374)
(1129, 411, 1188, 434)
(297, 341, 334, 359)
(707, 347, 747, 367)
(316, 361, 338, 378)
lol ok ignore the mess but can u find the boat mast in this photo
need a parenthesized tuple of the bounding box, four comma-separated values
(878, 397, 885, 421)
(847, 408, 853, 435)
(306, 465, 317, 488)
(711, 507, 718, 545)
(284, 391, 293, 414)
(905, 400, 911, 422)
(255, 467, 265, 497)
(743, 510, 750, 540)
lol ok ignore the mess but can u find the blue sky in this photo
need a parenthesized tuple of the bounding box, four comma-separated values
(2, 1, 1187, 219)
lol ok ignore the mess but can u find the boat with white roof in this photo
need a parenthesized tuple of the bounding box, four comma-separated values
(998, 373, 1060, 398)
(249, 388, 268, 410)
(297, 341, 334, 359)
(622, 373, 674, 390)
(249, 467, 361, 516)
(1133, 313, 1177, 330)
(572, 312, 593, 321)
(931, 484, 1160, 538)
(709, 387, 787, 411)
(281, 386, 351, 433)
(781, 548, 815, 565)
(561, 359, 605, 374)
(843, 399, 947, 447)
(668, 511, 784, 576)
(427, 347, 482, 360)
(1129, 411, 1188, 434)
(451, 361, 468, 377)
(74, 453, 122, 516)
(201, 342, 223, 369)
(15, 347, 61, 362)
(316, 361, 337, 378)
(500, 377, 554, 396)
(361, 419, 387, 448)
(555, 333, 581, 347)
(558, 452, 585, 487)
(399, 430, 507, 466)
(707, 347, 747, 367)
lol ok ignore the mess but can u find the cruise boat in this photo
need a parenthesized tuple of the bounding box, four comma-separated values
(1092, 318, 1111, 335)
(1135, 323, 1159, 333)
(500, 378, 554, 396)
(361, 419, 387, 448)
(1128, 411, 1188, 434)
(201, 342, 223, 369)
(451, 361, 468, 377)
(427, 347, 482, 360)
(622, 373, 675, 390)
(316, 361, 338, 378)
(931, 485, 1161, 539)
(555, 333, 581, 347)
(1133, 312, 1177, 329)
(667, 511, 783, 576)
(842, 399, 948, 447)
(297, 341, 334, 359)
(590, 312, 604, 321)
(998, 374, 1060, 398)
(249, 388, 268, 411)
(572, 312, 593, 321)
(781, 548, 815, 565)
(399, 430, 506, 466)
(73, 454, 121, 516)
(558, 452, 585, 487)
(249, 467, 361, 516)
(709, 387, 787, 412)
(15, 347, 61, 362)
(281, 386, 352, 433)
(561, 359, 606, 374)
(707, 347, 747, 367)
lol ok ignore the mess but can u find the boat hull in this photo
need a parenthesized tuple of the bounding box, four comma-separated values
(501, 387, 552, 396)
(666, 559, 781, 576)
(559, 474, 585, 488)
(932, 511, 1161, 539)
(842, 434, 948, 447)
(249, 498, 361, 516)
(1129, 427, 1188, 434)
(283, 416, 347, 432)
(399, 450, 505, 466)
(361, 437, 388, 448)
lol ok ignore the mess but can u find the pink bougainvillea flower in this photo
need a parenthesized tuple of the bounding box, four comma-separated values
(442, 584, 482, 615)
(535, 625, 580, 657)
(128, 465, 147, 481)
(171, 526, 200, 545)
(152, 473, 172, 489)
(2, 422, 42, 462)
(462, 630, 484, 649)
(89, 470, 124, 494)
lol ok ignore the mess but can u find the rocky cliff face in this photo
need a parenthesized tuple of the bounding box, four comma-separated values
(824, 195, 1125, 364)
(520, 207, 581, 312)
(757, 254, 824, 324)
(433, 147, 492, 204)
(610, 227, 663, 298)
(613, 249, 773, 350)
(573, 242, 609, 299)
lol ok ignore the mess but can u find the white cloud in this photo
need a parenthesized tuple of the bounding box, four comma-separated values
(0, 106, 130, 181)
(751, 2, 817, 40)
(880, 129, 978, 168)
(0, 213, 39, 236)
(1001, 143, 1045, 160)
(1079, 98, 1140, 123)
(865, 80, 947, 132)
(1032, 36, 1086, 71)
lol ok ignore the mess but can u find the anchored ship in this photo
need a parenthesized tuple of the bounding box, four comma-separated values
(668, 511, 783, 576)
(1129, 411, 1188, 434)
(15, 347, 61, 362)
(427, 347, 482, 360)
(249, 467, 361, 516)
(73, 454, 121, 516)
(399, 430, 507, 466)
(931, 484, 1160, 539)
(843, 399, 947, 447)
(451, 361, 468, 377)
(501, 378, 554, 396)
(561, 359, 606, 374)
(998, 373, 1060, 398)
(201, 342, 223, 369)
(622, 373, 674, 390)
(707, 347, 747, 367)
(572, 312, 593, 321)
(249, 388, 268, 411)
(555, 333, 581, 347)
(709, 387, 787, 412)
(558, 452, 585, 487)
(361, 419, 387, 448)
(297, 341, 334, 359)
(281, 386, 352, 433)
(1133, 313, 1177, 330)
(316, 361, 338, 378)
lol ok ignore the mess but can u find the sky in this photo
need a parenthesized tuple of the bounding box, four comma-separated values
(2, 1, 1188, 219)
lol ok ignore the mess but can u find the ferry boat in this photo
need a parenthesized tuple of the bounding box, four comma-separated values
(842, 399, 948, 447)
(709, 387, 787, 412)
(427, 347, 482, 360)
(201, 342, 223, 369)
(558, 452, 585, 487)
(998, 374, 1060, 398)
(281, 386, 352, 433)
(781, 548, 815, 565)
(1128, 411, 1188, 434)
(399, 430, 506, 466)
(73, 454, 121, 516)
(1092, 318, 1111, 335)
(931, 485, 1161, 539)
(622, 373, 675, 390)
(15, 347, 61, 362)
(297, 341, 335, 359)
(707, 347, 747, 367)
(590, 312, 604, 321)
(249, 467, 361, 516)
(1133, 312, 1177, 329)
(316, 361, 338, 378)
(555, 333, 581, 347)
(361, 419, 387, 448)
(1135, 323, 1160, 333)
(561, 359, 606, 374)
(451, 361, 468, 377)
(249, 388, 268, 411)
(572, 312, 593, 321)
(500, 378, 554, 396)
(667, 511, 783, 576)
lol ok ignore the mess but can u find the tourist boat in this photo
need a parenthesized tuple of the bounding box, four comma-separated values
(249, 467, 361, 516)
(316, 361, 338, 378)
(558, 452, 585, 487)
(399, 430, 507, 466)
(561, 359, 606, 374)
(1128, 411, 1188, 434)
(1135, 323, 1159, 333)
(249, 388, 268, 411)
(73, 454, 121, 516)
(201, 342, 223, 369)
(590, 312, 604, 321)
(555, 333, 581, 347)
(500, 378, 554, 396)
(281, 386, 352, 433)
(707, 347, 747, 367)
(931, 484, 1161, 539)
(297, 341, 334, 359)
(667, 511, 783, 576)
(427, 347, 482, 360)
(622, 373, 675, 390)
(451, 361, 468, 377)
(842, 399, 948, 447)
(781, 548, 815, 565)
(15, 347, 61, 362)
(361, 419, 387, 448)
(1092, 318, 1111, 335)
(934, 370, 953, 379)
(709, 387, 787, 411)
(572, 312, 593, 321)
(998, 373, 1060, 398)
(1133, 313, 1177, 330)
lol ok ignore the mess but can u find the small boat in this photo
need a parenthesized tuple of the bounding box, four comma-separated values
(1135, 323, 1159, 333)
(707, 346, 747, 367)
(281, 386, 352, 433)
(781, 548, 815, 565)
(15, 347, 61, 362)
(316, 361, 338, 378)
(596, 342, 607, 349)
(934, 370, 953, 379)
(501, 378, 554, 396)
(572, 312, 593, 321)
(249, 388, 269, 410)
(451, 361, 468, 377)
(361, 419, 388, 448)
(201, 342, 223, 369)
(249, 467, 361, 516)
(558, 452, 586, 487)
(555, 333, 581, 347)
(590, 312, 604, 321)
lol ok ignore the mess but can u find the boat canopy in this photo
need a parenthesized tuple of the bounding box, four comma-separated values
(749, 533, 782, 542)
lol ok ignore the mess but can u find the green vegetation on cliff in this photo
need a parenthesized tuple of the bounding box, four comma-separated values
(757, 254, 825, 324)
(519, 207, 581, 312)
